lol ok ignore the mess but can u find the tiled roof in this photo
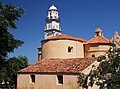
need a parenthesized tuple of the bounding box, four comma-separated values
(18, 58, 97, 74)
(42, 34, 88, 42)
(86, 36, 111, 44)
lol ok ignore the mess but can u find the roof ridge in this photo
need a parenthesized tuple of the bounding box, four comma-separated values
(42, 34, 88, 42)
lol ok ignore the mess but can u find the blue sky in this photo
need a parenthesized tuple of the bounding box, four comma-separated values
(3, 0, 120, 64)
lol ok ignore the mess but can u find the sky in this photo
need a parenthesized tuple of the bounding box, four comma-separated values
(2, 0, 120, 64)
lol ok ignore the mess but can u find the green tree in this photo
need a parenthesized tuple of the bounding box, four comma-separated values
(0, 56, 10, 84)
(0, 1, 24, 57)
(6, 56, 28, 85)
(0, 55, 28, 86)
(0, 1, 27, 86)
(77, 46, 120, 89)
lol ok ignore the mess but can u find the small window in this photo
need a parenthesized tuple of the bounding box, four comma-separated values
(68, 46, 73, 53)
(30, 75, 35, 83)
(92, 54, 95, 57)
(96, 32, 99, 36)
(57, 75, 63, 84)
(50, 16, 53, 18)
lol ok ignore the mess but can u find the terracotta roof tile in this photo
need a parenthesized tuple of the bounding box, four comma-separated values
(86, 36, 111, 44)
(18, 58, 97, 73)
(42, 34, 88, 42)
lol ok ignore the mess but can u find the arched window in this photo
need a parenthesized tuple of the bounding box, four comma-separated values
(68, 46, 73, 53)
(92, 54, 95, 57)
(96, 32, 99, 36)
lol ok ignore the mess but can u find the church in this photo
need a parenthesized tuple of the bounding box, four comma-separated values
(17, 5, 120, 89)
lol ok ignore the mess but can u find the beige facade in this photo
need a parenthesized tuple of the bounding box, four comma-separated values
(39, 27, 111, 60)
(85, 44, 110, 57)
(41, 40, 84, 60)
(84, 27, 111, 58)
(17, 74, 99, 89)
(17, 73, 80, 89)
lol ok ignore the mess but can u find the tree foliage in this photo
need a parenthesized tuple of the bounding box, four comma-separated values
(0, 1, 25, 57)
(0, 1, 28, 86)
(0, 55, 28, 85)
(77, 46, 120, 89)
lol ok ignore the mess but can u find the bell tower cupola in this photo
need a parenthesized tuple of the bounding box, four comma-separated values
(94, 27, 103, 37)
(44, 4, 61, 39)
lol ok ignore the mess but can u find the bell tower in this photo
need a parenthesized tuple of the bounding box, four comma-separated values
(94, 27, 103, 37)
(44, 4, 61, 39)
